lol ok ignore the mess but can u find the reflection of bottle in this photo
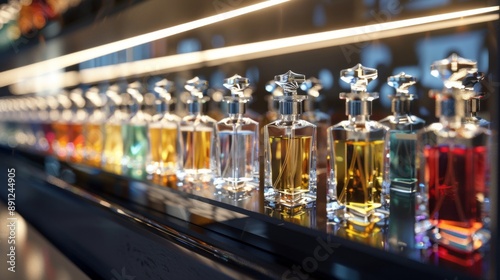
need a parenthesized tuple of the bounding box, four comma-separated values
(327, 64, 389, 223)
(300, 77, 331, 171)
(380, 73, 427, 249)
(102, 85, 127, 174)
(418, 54, 491, 254)
(148, 79, 182, 176)
(177, 77, 220, 183)
(33, 97, 52, 153)
(122, 82, 152, 179)
(215, 74, 259, 199)
(263, 70, 317, 214)
(83, 87, 107, 168)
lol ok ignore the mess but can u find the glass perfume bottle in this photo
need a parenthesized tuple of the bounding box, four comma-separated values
(327, 64, 389, 223)
(83, 87, 107, 168)
(378, 73, 426, 248)
(122, 82, 152, 179)
(215, 74, 259, 199)
(417, 54, 491, 254)
(148, 79, 182, 177)
(462, 72, 490, 129)
(177, 77, 220, 183)
(102, 85, 127, 174)
(52, 92, 73, 160)
(263, 70, 317, 214)
(300, 77, 331, 171)
(68, 89, 87, 163)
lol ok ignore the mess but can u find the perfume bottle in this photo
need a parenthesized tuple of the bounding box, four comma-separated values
(263, 70, 317, 213)
(52, 92, 73, 160)
(102, 85, 127, 174)
(327, 64, 389, 223)
(417, 54, 491, 253)
(68, 89, 87, 163)
(378, 73, 426, 248)
(300, 77, 331, 170)
(148, 79, 182, 176)
(177, 77, 220, 183)
(462, 72, 490, 129)
(215, 74, 259, 199)
(83, 87, 107, 168)
(122, 82, 152, 179)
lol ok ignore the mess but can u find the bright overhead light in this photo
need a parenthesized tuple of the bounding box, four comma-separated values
(6, 5, 500, 95)
(76, 6, 499, 84)
(0, 0, 290, 88)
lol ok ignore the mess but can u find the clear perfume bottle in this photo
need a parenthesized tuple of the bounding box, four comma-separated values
(263, 70, 317, 214)
(177, 77, 220, 183)
(378, 73, 426, 248)
(300, 77, 331, 171)
(122, 82, 152, 179)
(215, 74, 259, 199)
(83, 87, 107, 168)
(148, 79, 182, 177)
(327, 64, 389, 223)
(102, 85, 128, 174)
(417, 54, 491, 254)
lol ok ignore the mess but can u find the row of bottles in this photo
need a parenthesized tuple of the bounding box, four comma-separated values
(0, 54, 491, 261)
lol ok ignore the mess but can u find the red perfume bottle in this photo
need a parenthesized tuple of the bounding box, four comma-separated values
(417, 54, 491, 254)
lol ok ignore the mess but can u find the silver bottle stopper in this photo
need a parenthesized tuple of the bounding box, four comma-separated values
(430, 54, 477, 117)
(274, 70, 306, 115)
(387, 72, 416, 115)
(462, 71, 486, 116)
(339, 63, 378, 116)
(185, 76, 209, 114)
(223, 74, 251, 115)
(155, 78, 176, 112)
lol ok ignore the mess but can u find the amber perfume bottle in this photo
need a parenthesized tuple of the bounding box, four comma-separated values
(102, 85, 128, 174)
(417, 54, 491, 254)
(177, 77, 220, 183)
(52, 93, 73, 160)
(327, 64, 389, 223)
(378, 73, 427, 248)
(215, 74, 259, 199)
(83, 87, 107, 168)
(122, 82, 152, 179)
(148, 79, 182, 177)
(263, 70, 317, 213)
(68, 89, 87, 163)
(300, 77, 331, 171)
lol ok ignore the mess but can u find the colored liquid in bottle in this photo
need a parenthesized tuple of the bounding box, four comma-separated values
(389, 132, 417, 183)
(149, 126, 179, 175)
(269, 135, 311, 206)
(123, 124, 149, 178)
(424, 145, 486, 252)
(85, 124, 104, 168)
(102, 124, 124, 174)
(334, 139, 384, 217)
(182, 128, 212, 173)
(52, 122, 70, 159)
(69, 123, 85, 163)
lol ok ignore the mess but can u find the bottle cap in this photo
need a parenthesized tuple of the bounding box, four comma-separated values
(185, 77, 209, 114)
(387, 72, 416, 114)
(430, 54, 478, 117)
(223, 74, 251, 114)
(339, 63, 378, 116)
(274, 70, 306, 115)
